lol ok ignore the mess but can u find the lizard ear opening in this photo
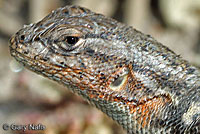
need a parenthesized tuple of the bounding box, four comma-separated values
(109, 74, 128, 91)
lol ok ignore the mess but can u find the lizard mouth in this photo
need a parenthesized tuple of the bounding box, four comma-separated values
(9, 35, 100, 91)
(9, 34, 55, 76)
(9, 46, 47, 75)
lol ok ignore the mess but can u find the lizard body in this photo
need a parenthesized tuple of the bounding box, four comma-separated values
(9, 5, 200, 134)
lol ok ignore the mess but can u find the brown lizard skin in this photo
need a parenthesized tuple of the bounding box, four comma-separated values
(9, 5, 200, 134)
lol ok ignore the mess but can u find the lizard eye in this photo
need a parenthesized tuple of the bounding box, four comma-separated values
(55, 35, 84, 52)
(65, 36, 79, 45)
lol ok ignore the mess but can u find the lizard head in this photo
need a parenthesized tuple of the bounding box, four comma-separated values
(9, 5, 173, 131)
(9, 5, 135, 99)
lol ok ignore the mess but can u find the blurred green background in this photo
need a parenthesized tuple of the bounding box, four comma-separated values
(0, 0, 199, 134)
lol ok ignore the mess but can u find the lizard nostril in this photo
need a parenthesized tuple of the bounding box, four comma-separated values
(19, 34, 25, 42)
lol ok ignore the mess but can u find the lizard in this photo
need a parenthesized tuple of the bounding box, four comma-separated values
(9, 5, 200, 134)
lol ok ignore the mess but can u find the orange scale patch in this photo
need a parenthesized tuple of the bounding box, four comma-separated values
(129, 96, 171, 128)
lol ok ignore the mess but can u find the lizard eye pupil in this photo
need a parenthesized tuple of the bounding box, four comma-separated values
(66, 36, 79, 45)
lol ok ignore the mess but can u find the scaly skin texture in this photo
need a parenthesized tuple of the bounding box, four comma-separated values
(9, 5, 200, 134)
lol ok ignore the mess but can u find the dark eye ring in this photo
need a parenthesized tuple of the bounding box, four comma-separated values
(65, 36, 79, 45)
